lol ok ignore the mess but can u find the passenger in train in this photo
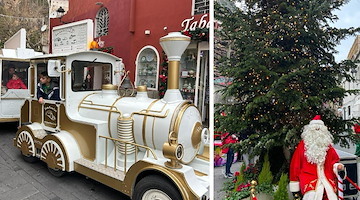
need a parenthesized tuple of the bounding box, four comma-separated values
(2, 65, 16, 85)
(82, 73, 93, 90)
(37, 71, 60, 103)
(6, 72, 27, 89)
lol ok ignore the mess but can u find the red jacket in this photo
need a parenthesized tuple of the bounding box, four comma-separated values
(289, 140, 339, 195)
(6, 79, 27, 89)
(222, 134, 238, 153)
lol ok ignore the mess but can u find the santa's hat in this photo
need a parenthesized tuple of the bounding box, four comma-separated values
(309, 115, 325, 125)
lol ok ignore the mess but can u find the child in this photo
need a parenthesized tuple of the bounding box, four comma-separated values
(6, 73, 27, 89)
(37, 71, 60, 103)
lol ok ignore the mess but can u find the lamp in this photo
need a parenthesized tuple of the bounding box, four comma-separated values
(120, 76, 133, 89)
(118, 71, 135, 97)
(159, 32, 190, 102)
(56, 7, 69, 24)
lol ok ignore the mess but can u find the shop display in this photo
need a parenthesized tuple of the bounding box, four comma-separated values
(180, 49, 197, 102)
(135, 47, 159, 90)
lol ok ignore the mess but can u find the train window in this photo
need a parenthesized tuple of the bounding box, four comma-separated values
(1, 60, 29, 91)
(71, 60, 112, 92)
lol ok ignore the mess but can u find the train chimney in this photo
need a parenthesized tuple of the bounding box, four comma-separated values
(159, 32, 190, 102)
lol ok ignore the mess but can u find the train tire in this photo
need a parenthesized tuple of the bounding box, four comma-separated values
(48, 166, 66, 177)
(40, 140, 66, 177)
(22, 154, 38, 163)
(17, 130, 37, 163)
(132, 175, 182, 200)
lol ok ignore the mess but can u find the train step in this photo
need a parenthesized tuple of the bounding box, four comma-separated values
(74, 158, 126, 181)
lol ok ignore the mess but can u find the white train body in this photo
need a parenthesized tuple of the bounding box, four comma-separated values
(14, 50, 210, 200)
(78, 91, 203, 164)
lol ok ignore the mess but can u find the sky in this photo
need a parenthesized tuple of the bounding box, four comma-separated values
(333, 0, 360, 62)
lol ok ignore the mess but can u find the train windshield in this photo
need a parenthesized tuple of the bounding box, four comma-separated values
(71, 60, 112, 92)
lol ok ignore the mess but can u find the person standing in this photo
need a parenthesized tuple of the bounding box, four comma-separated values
(222, 133, 238, 178)
(289, 115, 344, 200)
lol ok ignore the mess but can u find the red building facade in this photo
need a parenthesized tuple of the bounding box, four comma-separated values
(50, 0, 209, 124)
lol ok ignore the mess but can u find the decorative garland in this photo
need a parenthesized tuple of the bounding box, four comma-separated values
(98, 46, 114, 54)
(181, 27, 209, 41)
(158, 51, 168, 98)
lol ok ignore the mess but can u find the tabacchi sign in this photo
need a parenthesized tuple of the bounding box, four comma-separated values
(181, 14, 210, 31)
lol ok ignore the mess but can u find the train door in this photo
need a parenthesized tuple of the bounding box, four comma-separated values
(0, 58, 30, 122)
(30, 61, 62, 131)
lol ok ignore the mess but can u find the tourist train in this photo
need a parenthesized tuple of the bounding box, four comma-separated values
(13, 33, 210, 200)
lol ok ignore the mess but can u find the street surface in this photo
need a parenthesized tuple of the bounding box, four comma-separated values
(0, 122, 130, 200)
(214, 160, 241, 200)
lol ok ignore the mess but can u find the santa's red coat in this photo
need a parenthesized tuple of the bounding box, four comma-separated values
(289, 140, 339, 195)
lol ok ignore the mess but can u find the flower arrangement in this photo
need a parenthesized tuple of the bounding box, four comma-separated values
(223, 154, 275, 200)
(243, 163, 258, 181)
(354, 123, 360, 134)
(158, 51, 168, 98)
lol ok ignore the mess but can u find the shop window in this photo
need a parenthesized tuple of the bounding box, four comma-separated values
(71, 60, 112, 92)
(95, 7, 109, 37)
(193, 0, 209, 15)
(1, 61, 29, 94)
(180, 48, 197, 102)
(135, 46, 159, 90)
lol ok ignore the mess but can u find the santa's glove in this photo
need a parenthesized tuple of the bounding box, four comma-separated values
(292, 192, 302, 200)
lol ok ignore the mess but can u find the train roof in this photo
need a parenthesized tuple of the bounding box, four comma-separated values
(0, 56, 31, 62)
(30, 51, 122, 61)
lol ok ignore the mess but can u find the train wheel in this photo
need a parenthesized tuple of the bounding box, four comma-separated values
(40, 140, 66, 177)
(17, 130, 37, 163)
(132, 175, 182, 200)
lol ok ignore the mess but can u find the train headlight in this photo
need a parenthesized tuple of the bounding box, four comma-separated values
(201, 128, 210, 144)
(163, 132, 184, 169)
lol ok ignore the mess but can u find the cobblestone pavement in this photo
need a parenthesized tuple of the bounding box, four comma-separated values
(0, 122, 130, 200)
(213, 161, 241, 200)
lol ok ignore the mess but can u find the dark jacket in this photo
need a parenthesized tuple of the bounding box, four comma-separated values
(37, 82, 60, 101)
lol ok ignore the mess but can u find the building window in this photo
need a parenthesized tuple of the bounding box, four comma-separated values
(135, 46, 160, 90)
(193, 0, 209, 15)
(95, 7, 109, 37)
(348, 106, 351, 116)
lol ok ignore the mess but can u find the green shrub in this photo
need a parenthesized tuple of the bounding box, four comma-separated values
(273, 173, 290, 200)
(257, 153, 274, 194)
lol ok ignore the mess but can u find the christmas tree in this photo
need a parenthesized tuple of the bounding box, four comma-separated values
(215, 0, 360, 177)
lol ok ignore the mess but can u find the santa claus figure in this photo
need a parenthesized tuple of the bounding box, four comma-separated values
(289, 115, 344, 200)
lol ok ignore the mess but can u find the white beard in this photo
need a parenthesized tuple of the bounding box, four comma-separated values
(301, 123, 333, 165)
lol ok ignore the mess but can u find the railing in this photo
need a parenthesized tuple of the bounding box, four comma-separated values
(99, 135, 158, 173)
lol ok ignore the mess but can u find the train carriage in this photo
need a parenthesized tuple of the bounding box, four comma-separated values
(0, 56, 32, 122)
(14, 33, 210, 200)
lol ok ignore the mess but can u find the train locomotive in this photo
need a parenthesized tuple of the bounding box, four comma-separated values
(14, 32, 210, 200)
